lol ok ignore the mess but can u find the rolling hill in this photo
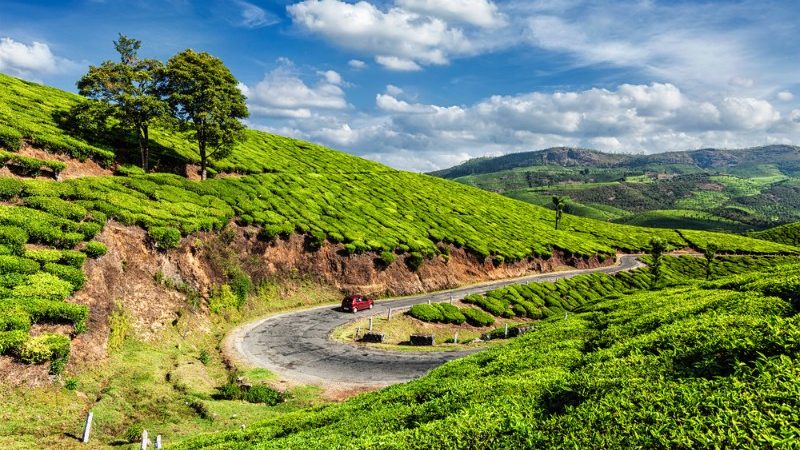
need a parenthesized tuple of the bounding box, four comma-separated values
(432, 146, 800, 231)
(0, 72, 798, 447)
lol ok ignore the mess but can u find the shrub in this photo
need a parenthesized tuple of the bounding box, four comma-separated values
(83, 240, 107, 258)
(56, 232, 84, 249)
(12, 272, 74, 301)
(228, 268, 251, 307)
(436, 303, 466, 324)
(209, 284, 239, 314)
(243, 384, 284, 406)
(0, 255, 39, 274)
(462, 307, 495, 327)
(409, 304, 443, 322)
(0, 307, 31, 332)
(107, 304, 131, 353)
(406, 252, 424, 272)
(0, 125, 22, 151)
(0, 225, 28, 249)
(0, 178, 23, 199)
(380, 251, 396, 265)
(0, 330, 27, 354)
(17, 333, 70, 365)
(60, 250, 87, 268)
(148, 226, 181, 249)
(43, 262, 85, 289)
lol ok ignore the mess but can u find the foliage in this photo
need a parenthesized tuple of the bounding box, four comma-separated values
(648, 237, 667, 288)
(163, 49, 248, 179)
(107, 303, 131, 353)
(176, 262, 800, 449)
(460, 307, 495, 326)
(83, 240, 108, 258)
(209, 284, 240, 314)
(77, 34, 167, 170)
(215, 381, 284, 406)
(148, 226, 181, 249)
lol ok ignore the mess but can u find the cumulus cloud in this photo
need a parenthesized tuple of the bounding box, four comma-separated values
(777, 91, 794, 102)
(348, 59, 367, 70)
(396, 0, 505, 28)
(0, 37, 74, 78)
(245, 60, 348, 118)
(288, 0, 477, 70)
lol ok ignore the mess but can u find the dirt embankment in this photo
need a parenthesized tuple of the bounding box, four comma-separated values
(1, 221, 614, 382)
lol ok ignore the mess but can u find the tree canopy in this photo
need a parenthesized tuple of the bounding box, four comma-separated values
(163, 49, 248, 180)
(76, 34, 166, 171)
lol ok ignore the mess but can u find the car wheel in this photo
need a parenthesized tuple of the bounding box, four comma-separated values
(352, 307, 358, 313)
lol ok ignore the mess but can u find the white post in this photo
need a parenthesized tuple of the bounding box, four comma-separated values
(155, 435, 162, 449)
(368, 318, 373, 331)
(387, 308, 392, 320)
(449, 295, 453, 304)
(454, 332, 459, 344)
(427, 298, 431, 305)
(82, 411, 93, 443)
(141, 430, 148, 450)
(504, 323, 508, 338)
(355, 327, 360, 339)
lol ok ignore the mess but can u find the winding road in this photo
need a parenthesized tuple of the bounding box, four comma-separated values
(230, 255, 644, 387)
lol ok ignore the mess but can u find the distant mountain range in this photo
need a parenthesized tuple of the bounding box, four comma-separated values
(431, 145, 800, 231)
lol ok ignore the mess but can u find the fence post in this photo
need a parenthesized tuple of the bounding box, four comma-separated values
(82, 411, 93, 443)
(155, 435, 162, 449)
(504, 323, 508, 338)
(449, 295, 453, 304)
(355, 327, 360, 340)
(141, 430, 148, 450)
(454, 332, 459, 344)
(368, 318, 373, 331)
(387, 308, 392, 320)
(427, 298, 431, 305)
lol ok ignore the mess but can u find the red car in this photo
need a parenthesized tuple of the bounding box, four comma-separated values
(341, 295, 374, 313)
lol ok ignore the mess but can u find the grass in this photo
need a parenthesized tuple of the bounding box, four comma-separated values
(0, 275, 339, 449)
(173, 259, 800, 449)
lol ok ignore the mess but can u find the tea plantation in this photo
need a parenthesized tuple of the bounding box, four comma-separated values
(175, 261, 800, 449)
(751, 221, 800, 246)
(0, 71, 796, 374)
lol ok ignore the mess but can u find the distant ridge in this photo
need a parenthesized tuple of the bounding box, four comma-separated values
(431, 145, 800, 179)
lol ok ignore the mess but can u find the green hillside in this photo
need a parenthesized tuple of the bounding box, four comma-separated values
(176, 259, 800, 448)
(751, 221, 800, 246)
(432, 147, 800, 231)
(0, 72, 795, 378)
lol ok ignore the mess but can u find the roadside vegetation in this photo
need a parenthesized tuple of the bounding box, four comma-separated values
(175, 260, 800, 448)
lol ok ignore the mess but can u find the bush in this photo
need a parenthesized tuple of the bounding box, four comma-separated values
(0, 125, 22, 151)
(436, 303, 466, 325)
(43, 262, 85, 289)
(0, 225, 28, 249)
(0, 178, 23, 199)
(406, 252, 424, 272)
(380, 251, 396, 265)
(461, 307, 495, 327)
(59, 250, 87, 268)
(83, 240, 107, 258)
(11, 272, 74, 301)
(242, 384, 284, 405)
(228, 268, 251, 307)
(0, 330, 27, 354)
(409, 304, 443, 322)
(0, 307, 31, 332)
(17, 333, 70, 365)
(209, 284, 239, 314)
(0, 255, 40, 274)
(148, 226, 181, 249)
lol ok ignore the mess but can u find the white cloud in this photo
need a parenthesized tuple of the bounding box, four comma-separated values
(718, 97, 780, 130)
(245, 59, 348, 118)
(374, 56, 421, 71)
(0, 37, 74, 79)
(348, 59, 367, 69)
(288, 0, 476, 69)
(234, 0, 279, 28)
(396, 0, 506, 28)
(385, 84, 403, 96)
(728, 76, 754, 88)
(777, 91, 794, 102)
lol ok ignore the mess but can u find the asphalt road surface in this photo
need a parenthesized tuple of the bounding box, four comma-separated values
(232, 255, 644, 386)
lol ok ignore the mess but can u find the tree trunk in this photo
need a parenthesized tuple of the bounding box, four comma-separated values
(142, 125, 149, 172)
(199, 139, 207, 181)
(138, 126, 146, 171)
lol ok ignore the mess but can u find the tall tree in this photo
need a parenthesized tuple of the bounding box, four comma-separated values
(703, 243, 718, 280)
(552, 196, 566, 230)
(77, 34, 166, 170)
(163, 49, 248, 180)
(648, 237, 668, 289)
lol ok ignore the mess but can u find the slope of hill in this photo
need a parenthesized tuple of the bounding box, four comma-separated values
(0, 72, 796, 378)
(175, 260, 800, 448)
(432, 146, 800, 230)
(750, 221, 800, 246)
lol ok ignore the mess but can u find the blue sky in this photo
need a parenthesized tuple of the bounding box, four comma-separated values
(1, 0, 799, 171)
